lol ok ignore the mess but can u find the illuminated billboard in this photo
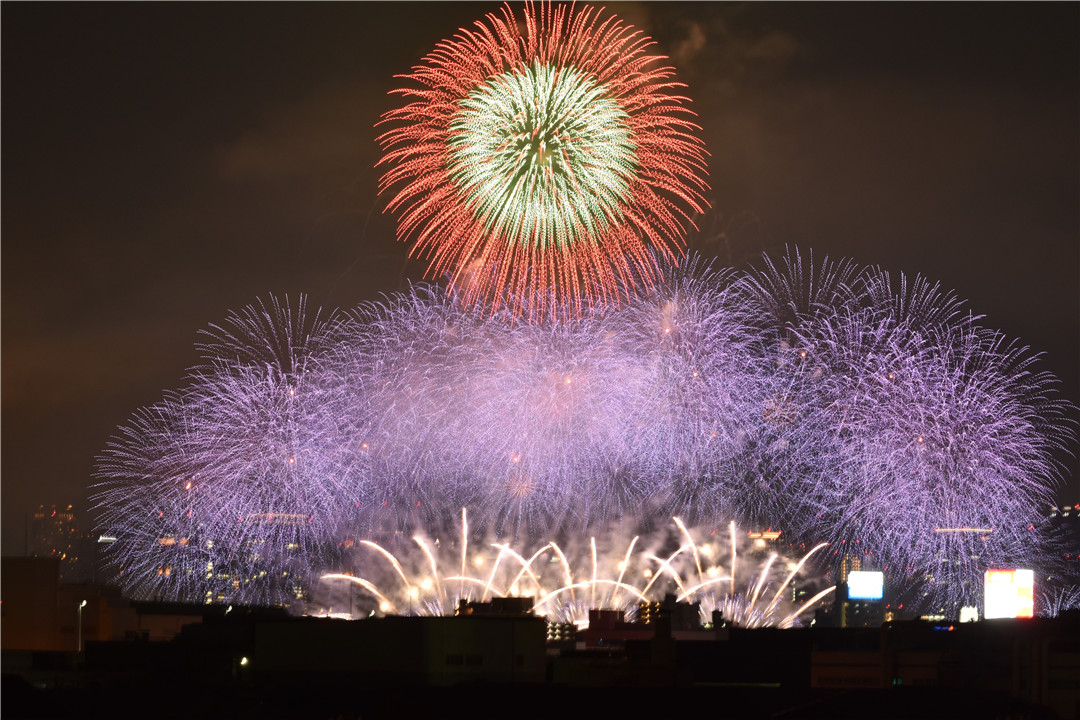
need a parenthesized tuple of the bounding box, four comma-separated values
(847, 570, 884, 600)
(983, 569, 1034, 619)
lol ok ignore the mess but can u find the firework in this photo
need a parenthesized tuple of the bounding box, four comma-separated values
(94, 296, 362, 605)
(315, 513, 834, 629)
(1038, 585, 1080, 618)
(377, 1, 709, 317)
(92, 252, 1074, 611)
(741, 252, 1073, 609)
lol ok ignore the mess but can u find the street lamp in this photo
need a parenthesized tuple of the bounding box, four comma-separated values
(77, 600, 88, 652)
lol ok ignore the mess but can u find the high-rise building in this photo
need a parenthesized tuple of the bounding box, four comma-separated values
(28, 504, 83, 582)
(1048, 503, 1080, 559)
(839, 553, 862, 583)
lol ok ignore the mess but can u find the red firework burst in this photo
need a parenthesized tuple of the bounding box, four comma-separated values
(377, 1, 710, 318)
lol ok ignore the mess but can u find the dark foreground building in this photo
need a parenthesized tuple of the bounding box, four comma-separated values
(4, 603, 1079, 720)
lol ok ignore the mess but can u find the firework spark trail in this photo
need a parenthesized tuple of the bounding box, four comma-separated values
(1038, 585, 1080, 618)
(378, 1, 709, 318)
(92, 251, 1074, 610)
(318, 518, 833, 629)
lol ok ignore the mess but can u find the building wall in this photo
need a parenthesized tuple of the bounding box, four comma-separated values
(252, 615, 548, 686)
(1, 556, 62, 651)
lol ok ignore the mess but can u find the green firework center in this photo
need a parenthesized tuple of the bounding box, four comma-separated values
(448, 61, 638, 248)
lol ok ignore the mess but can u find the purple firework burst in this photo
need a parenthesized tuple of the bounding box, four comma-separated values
(92, 251, 1074, 610)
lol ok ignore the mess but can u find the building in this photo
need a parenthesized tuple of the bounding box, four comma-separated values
(28, 504, 85, 582)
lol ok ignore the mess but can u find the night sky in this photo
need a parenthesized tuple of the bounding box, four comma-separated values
(3, 3, 1077, 554)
